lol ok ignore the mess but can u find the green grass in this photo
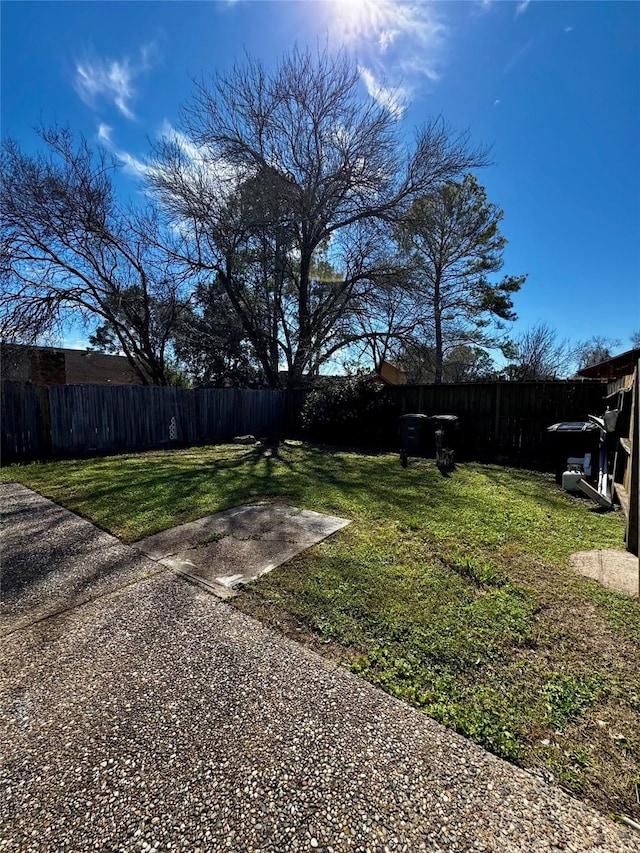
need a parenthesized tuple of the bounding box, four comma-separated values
(3, 441, 639, 819)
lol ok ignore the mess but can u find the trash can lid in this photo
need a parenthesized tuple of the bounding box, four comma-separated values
(430, 414, 459, 423)
(400, 413, 430, 420)
(547, 421, 600, 433)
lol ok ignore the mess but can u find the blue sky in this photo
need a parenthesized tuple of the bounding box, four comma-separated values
(2, 0, 639, 358)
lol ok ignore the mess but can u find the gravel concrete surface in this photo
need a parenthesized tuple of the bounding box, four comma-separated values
(1, 483, 163, 636)
(1, 483, 639, 852)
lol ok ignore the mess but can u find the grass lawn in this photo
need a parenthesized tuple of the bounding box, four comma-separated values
(2, 441, 639, 820)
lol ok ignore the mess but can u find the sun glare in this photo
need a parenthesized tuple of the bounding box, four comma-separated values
(332, 0, 395, 45)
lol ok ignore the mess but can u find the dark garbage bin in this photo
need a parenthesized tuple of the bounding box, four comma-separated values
(430, 415, 460, 448)
(399, 413, 430, 467)
(546, 421, 601, 485)
(431, 415, 460, 472)
(399, 413, 460, 468)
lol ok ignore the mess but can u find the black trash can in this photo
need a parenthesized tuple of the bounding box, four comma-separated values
(430, 415, 460, 450)
(399, 413, 430, 467)
(431, 415, 460, 471)
(546, 421, 601, 484)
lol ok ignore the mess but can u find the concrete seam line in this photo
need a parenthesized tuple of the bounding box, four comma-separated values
(0, 567, 168, 638)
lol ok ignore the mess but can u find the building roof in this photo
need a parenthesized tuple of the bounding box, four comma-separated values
(1, 343, 147, 385)
(577, 348, 640, 381)
(376, 360, 407, 386)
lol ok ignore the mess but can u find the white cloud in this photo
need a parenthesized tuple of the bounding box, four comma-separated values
(359, 65, 406, 118)
(503, 40, 534, 74)
(97, 123, 112, 144)
(117, 151, 151, 179)
(75, 44, 156, 119)
(564, 26, 573, 33)
(328, 0, 446, 101)
(396, 54, 440, 83)
(515, 0, 531, 17)
(76, 58, 135, 119)
(378, 29, 397, 52)
(494, 99, 501, 107)
(158, 120, 207, 167)
(95, 122, 150, 179)
(158, 121, 246, 193)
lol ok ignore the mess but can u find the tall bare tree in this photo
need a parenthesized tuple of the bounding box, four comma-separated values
(0, 126, 190, 385)
(574, 335, 621, 371)
(150, 47, 486, 386)
(506, 322, 573, 380)
(399, 174, 525, 383)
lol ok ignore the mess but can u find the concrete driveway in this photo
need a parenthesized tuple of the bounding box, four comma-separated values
(1, 483, 638, 852)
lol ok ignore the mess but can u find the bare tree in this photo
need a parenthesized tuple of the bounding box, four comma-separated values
(506, 322, 573, 380)
(574, 335, 621, 370)
(150, 47, 486, 387)
(347, 271, 421, 372)
(399, 174, 525, 383)
(0, 127, 191, 385)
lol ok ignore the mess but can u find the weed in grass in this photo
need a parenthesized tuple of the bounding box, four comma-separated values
(557, 766, 587, 794)
(449, 554, 508, 587)
(540, 674, 608, 729)
(203, 532, 226, 545)
(427, 686, 524, 762)
(353, 648, 524, 760)
(568, 747, 593, 770)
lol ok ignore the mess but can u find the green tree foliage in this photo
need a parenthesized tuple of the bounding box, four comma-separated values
(300, 376, 400, 444)
(171, 279, 259, 387)
(400, 175, 525, 383)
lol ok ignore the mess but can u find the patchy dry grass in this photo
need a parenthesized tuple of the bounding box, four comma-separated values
(3, 442, 638, 820)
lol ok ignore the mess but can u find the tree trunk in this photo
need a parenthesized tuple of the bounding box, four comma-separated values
(434, 271, 443, 384)
(291, 249, 313, 386)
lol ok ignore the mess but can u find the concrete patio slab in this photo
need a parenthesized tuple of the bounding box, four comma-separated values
(571, 548, 639, 597)
(134, 503, 351, 595)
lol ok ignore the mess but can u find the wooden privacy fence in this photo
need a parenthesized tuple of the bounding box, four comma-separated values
(387, 381, 608, 459)
(286, 380, 608, 461)
(1, 382, 285, 463)
(2, 379, 607, 465)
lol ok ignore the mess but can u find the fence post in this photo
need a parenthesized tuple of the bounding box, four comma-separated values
(37, 385, 52, 460)
(493, 383, 502, 449)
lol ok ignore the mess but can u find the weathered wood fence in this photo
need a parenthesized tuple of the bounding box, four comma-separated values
(387, 381, 608, 460)
(1, 382, 285, 463)
(1, 379, 608, 465)
(286, 380, 608, 462)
